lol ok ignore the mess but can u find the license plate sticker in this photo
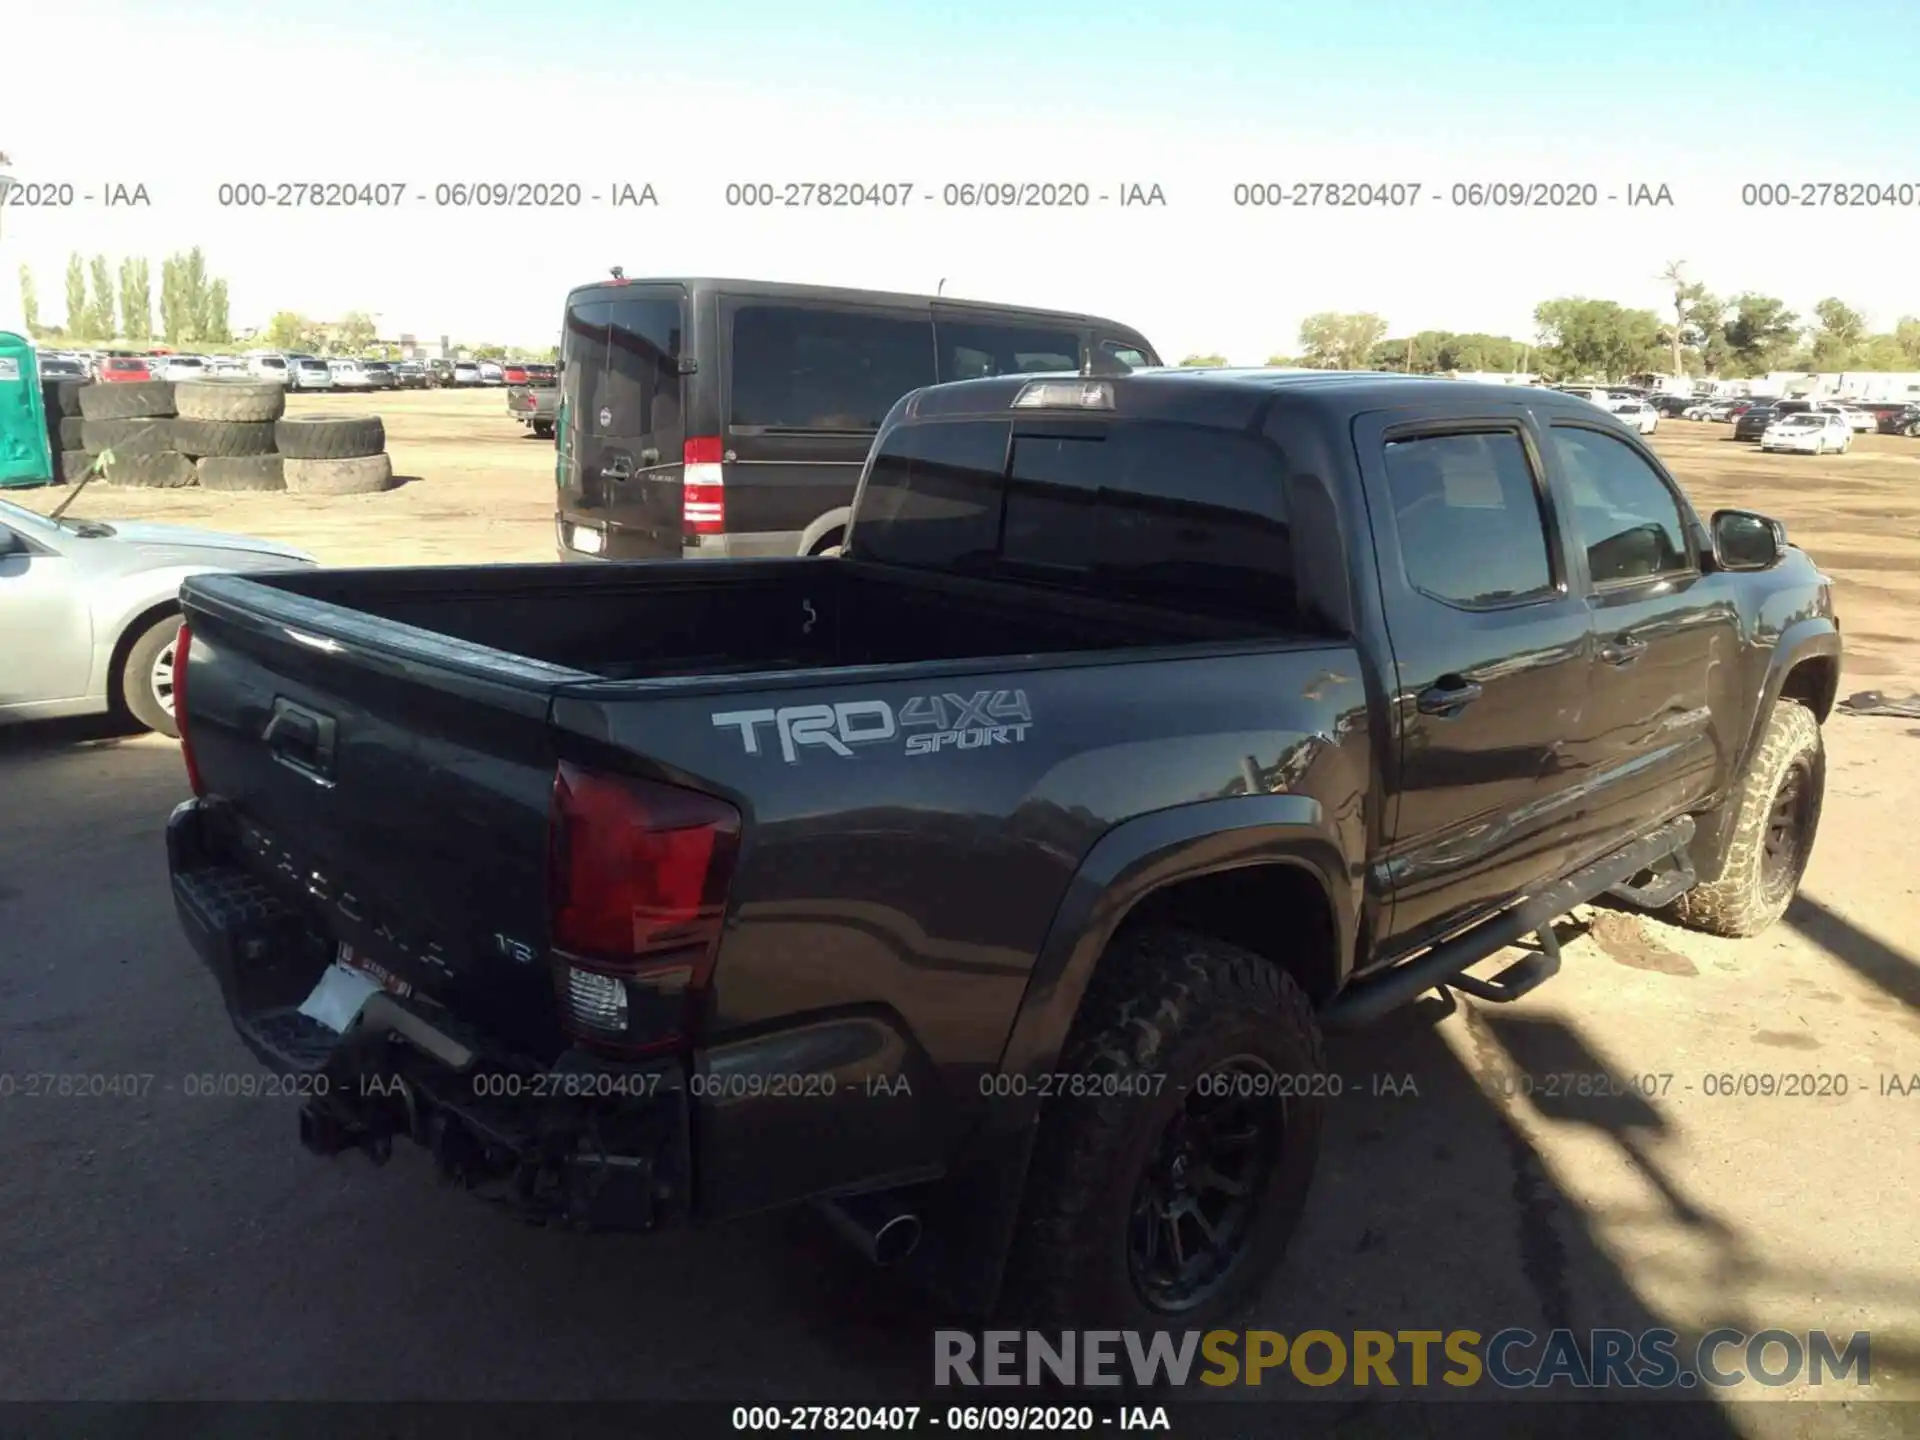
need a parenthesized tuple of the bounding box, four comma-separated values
(335, 942, 413, 998)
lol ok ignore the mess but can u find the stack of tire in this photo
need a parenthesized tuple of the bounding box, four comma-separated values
(75, 379, 195, 488)
(62, 379, 394, 494)
(272, 413, 393, 495)
(43, 378, 93, 484)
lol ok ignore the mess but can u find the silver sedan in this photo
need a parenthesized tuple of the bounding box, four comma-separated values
(1, 495, 314, 737)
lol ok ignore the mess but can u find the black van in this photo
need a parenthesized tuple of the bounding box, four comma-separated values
(553, 277, 1160, 561)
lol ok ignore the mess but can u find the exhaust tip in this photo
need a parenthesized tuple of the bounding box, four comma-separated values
(872, 1211, 923, 1266)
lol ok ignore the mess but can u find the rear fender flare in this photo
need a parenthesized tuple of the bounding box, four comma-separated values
(797, 508, 852, 556)
(985, 794, 1354, 1138)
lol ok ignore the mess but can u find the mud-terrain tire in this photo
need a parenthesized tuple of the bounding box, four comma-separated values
(57, 415, 87, 449)
(171, 418, 278, 458)
(196, 455, 286, 492)
(173, 379, 285, 423)
(119, 611, 182, 738)
(99, 452, 197, 489)
(274, 414, 385, 459)
(59, 451, 95, 483)
(1667, 699, 1824, 938)
(80, 417, 178, 456)
(1000, 927, 1325, 1330)
(47, 379, 88, 417)
(284, 453, 393, 495)
(77, 379, 175, 420)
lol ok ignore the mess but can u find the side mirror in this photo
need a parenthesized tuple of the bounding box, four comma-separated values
(1710, 509, 1785, 571)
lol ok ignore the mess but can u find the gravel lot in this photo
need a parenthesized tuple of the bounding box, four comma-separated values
(3, 390, 1918, 1431)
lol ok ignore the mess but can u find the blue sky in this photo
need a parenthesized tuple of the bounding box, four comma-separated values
(9, 1, 1920, 357)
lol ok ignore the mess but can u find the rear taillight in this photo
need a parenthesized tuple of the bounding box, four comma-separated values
(682, 436, 725, 535)
(547, 762, 740, 1055)
(175, 621, 204, 797)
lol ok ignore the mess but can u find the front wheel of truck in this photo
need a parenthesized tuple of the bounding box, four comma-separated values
(1002, 927, 1325, 1330)
(1668, 698, 1825, 938)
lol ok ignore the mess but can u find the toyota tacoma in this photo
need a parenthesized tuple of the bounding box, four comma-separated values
(165, 369, 1839, 1327)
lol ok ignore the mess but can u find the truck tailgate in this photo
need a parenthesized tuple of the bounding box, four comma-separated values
(179, 574, 588, 1056)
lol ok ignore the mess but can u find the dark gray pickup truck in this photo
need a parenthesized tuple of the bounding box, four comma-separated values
(507, 377, 558, 439)
(166, 369, 1840, 1328)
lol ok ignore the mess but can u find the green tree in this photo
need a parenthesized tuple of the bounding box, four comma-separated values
(1808, 298, 1867, 370)
(65, 253, 88, 337)
(1532, 297, 1664, 380)
(1894, 317, 1920, 366)
(203, 279, 231, 344)
(17, 264, 38, 335)
(1721, 293, 1799, 375)
(159, 256, 185, 343)
(334, 311, 377, 354)
(1656, 261, 1730, 376)
(88, 255, 117, 340)
(1297, 311, 1388, 369)
(1683, 290, 1730, 375)
(1178, 353, 1227, 367)
(262, 311, 315, 351)
(119, 257, 153, 340)
(180, 247, 210, 339)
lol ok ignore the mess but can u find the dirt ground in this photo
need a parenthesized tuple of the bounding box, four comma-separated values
(16, 390, 1920, 687)
(5, 390, 1920, 1425)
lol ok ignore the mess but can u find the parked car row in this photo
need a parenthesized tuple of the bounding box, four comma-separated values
(29, 346, 542, 393)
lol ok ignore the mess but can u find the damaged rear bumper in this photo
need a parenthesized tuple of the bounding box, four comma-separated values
(166, 799, 689, 1232)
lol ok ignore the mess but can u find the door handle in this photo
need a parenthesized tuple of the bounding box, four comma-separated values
(599, 457, 632, 481)
(263, 697, 337, 784)
(1599, 635, 1648, 665)
(1415, 676, 1483, 716)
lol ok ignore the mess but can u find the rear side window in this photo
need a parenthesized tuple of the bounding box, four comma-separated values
(937, 320, 1082, 382)
(563, 298, 612, 425)
(1383, 431, 1555, 606)
(605, 296, 683, 438)
(855, 419, 1297, 621)
(729, 305, 935, 432)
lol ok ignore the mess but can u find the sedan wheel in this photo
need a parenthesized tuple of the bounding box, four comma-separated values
(151, 638, 178, 718)
(120, 612, 182, 737)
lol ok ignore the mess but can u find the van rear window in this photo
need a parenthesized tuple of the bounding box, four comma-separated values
(853, 418, 1298, 621)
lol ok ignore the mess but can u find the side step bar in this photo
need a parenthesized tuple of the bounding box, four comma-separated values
(1321, 815, 1695, 1031)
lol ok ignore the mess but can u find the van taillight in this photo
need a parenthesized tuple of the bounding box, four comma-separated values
(175, 621, 204, 797)
(547, 762, 740, 1055)
(682, 436, 725, 535)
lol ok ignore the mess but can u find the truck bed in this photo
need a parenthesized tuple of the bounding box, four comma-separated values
(229, 555, 1283, 683)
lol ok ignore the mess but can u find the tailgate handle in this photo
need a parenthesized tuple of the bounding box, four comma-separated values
(600, 455, 632, 481)
(264, 697, 337, 785)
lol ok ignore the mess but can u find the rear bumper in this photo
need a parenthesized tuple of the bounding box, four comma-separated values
(166, 798, 690, 1231)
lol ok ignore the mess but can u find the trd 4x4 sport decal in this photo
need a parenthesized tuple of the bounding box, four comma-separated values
(712, 690, 1032, 763)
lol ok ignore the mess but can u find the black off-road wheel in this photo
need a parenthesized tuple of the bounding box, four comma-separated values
(1667, 699, 1825, 938)
(1001, 927, 1325, 1330)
